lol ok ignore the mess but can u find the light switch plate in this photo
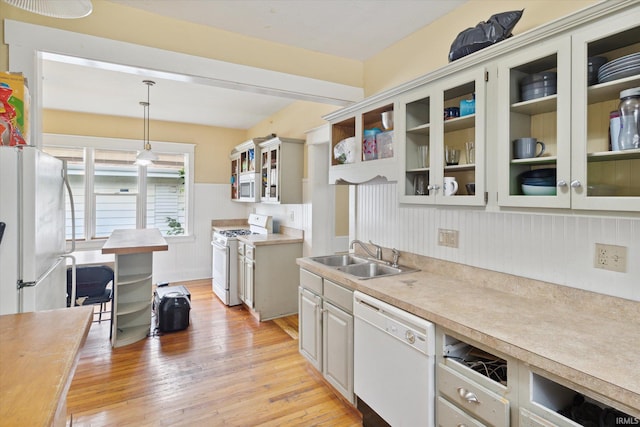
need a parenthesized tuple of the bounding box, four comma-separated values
(594, 243, 627, 273)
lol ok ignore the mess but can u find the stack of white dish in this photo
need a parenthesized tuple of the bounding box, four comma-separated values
(598, 53, 640, 84)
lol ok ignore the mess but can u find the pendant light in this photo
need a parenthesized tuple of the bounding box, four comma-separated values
(2, 0, 93, 19)
(135, 80, 158, 166)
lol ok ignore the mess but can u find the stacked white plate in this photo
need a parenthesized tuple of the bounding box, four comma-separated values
(597, 52, 640, 84)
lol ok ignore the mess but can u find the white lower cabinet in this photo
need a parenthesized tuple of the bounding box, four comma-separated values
(299, 287, 322, 370)
(298, 269, 354, 403)
(322, 300, 353, 400)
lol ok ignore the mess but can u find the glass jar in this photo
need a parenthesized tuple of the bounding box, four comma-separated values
(618, 87, 640, 150)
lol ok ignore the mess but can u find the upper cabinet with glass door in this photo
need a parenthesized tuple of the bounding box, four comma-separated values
(399, 66, 486, 206)
(496, 37, 572, 209)
(259, 136, 304, 204)
(570, 12, 640, 212)
(327, 102, 397, 184)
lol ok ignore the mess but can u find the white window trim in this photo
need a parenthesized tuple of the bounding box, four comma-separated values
(44, 133, 195, 249)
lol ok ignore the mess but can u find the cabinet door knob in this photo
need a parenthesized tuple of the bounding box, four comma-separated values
(457, 387, 480, 404)
(427, 184, 440, 191)
(570, 180, 582, 188)
(557, 180, 567, 187)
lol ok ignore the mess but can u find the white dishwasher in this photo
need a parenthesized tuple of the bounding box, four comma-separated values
(354, 291, 435, 427)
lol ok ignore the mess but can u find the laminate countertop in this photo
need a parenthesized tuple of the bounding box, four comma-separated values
(0, 306, 93, 426)
(297, 253, 640, 418)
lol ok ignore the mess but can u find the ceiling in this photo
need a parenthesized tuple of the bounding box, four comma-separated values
(41, 0, 467, 129)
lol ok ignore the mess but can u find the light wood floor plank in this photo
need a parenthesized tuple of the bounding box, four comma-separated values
(67, 279, 361, 426)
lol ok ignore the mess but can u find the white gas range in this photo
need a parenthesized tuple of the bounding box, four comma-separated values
(211, 214, 272, 306)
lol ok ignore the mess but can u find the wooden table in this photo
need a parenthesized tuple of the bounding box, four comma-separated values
(102, 229, 168, 347)
(0, 306, 93, 426)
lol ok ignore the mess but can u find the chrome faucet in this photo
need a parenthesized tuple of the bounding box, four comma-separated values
(350, 239, 383, 261)
(391, 248, 400, 268)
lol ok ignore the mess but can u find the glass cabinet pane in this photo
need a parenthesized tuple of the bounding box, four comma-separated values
(497, 37, 571, 209)
(404, 95, 431, 198)
(583, 26, 640, 200)
(442, 80, 477, 199)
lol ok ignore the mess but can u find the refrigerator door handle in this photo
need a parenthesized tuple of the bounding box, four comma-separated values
(62, 160, 76, 254)
(63, 255, 76, 306)
(18, 256, 65, 289)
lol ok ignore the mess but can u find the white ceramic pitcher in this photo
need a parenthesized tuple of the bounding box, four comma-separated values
(443, 177, 458, 196)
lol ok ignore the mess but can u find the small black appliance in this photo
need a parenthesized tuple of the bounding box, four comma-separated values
(153, 285, 191, 332)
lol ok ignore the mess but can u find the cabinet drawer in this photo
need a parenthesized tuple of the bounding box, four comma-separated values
(438, 396, 487, 427)
(438, 363, 510, 427)
(300, 269, 322, 294)
(323, 279, 352, 313)
(520, 408, 562, 427)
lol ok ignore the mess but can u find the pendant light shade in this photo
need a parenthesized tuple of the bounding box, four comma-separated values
(135, 80, 158, 166)
(3, 0, 93, 19)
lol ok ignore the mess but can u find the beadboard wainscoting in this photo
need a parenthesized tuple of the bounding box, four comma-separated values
(355, 183, 639, 301)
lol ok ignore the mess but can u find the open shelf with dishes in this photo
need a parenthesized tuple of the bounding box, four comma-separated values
(328, 102, 397, 184)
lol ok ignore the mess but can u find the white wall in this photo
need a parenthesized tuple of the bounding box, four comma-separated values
(355, 183, 640, 301)
(152, 183, 248, 283)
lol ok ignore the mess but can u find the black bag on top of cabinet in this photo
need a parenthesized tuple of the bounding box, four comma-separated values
(448, 10, 524, 62)
(154, 285, 191, 333)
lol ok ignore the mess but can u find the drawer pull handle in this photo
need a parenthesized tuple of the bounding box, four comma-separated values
(457, 387, 480, 404)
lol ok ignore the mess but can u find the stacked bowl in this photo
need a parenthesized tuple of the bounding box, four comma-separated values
(520, 72, 557, 102)
(519, 168, 557, 195)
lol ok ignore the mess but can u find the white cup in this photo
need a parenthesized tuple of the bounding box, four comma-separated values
(443, 177, 458, 196)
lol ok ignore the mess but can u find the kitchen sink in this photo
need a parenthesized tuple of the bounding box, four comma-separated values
(310, 254, 369, 267)
(337, 261, 417, 280)
(309, 254, 418, 279)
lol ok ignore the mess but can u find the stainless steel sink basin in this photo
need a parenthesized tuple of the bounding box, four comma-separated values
(336, 262, 417, 280)
(310, 254, 369, 267)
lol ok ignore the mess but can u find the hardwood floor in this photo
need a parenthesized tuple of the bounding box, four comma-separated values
(67, 279, 362, 426)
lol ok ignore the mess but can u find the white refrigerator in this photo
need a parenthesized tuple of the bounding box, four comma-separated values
(0, 145, 71, 314)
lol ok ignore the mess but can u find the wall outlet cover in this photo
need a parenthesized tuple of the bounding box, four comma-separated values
(594, 243, 627, 273)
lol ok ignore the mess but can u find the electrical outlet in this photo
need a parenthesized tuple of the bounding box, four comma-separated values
(594, 243, 627, 273)
(288, 209, 295, 222)
(438, 228, 459, 248)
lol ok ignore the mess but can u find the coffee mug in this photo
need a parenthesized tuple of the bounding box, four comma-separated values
(443, 177, 458, 196)
(513, 137, 545, 159)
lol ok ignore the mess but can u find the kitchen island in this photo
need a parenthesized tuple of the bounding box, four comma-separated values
(297, 250, 640, 420)
(102, 228, 168, 347)
(0, 306, 93, 426)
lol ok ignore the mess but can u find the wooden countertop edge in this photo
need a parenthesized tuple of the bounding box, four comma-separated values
(53, 306, 93, 424)
(0, 306, 93, 426)
(101, 243, 168, 255)
(296, 257, 640, 417)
